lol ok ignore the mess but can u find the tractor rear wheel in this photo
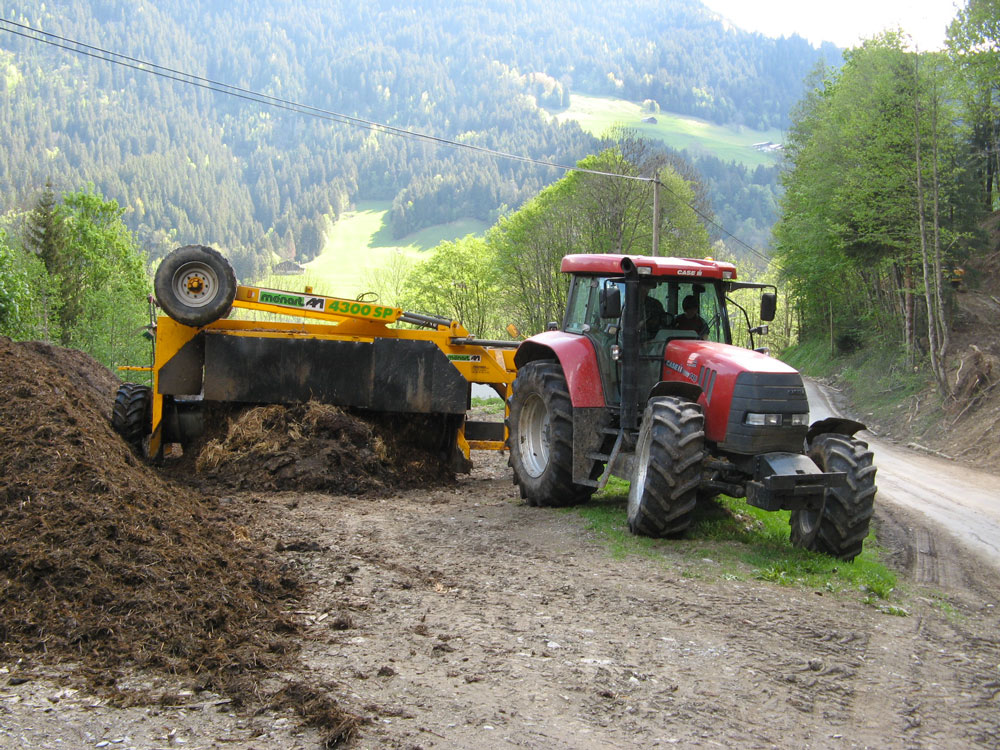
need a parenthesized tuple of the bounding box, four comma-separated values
(507, 360, 593, 507)
(627, 397, 704, 537)
(154, 244, 237, 327)
(790, 433, 876, 561)
(112, 382, 152, 457)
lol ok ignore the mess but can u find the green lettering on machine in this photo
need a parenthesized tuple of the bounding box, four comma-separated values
(260, 291, 304, 307)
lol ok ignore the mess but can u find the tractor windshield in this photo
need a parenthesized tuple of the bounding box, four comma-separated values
(565, 275, 730, 344)
(642, 280, 728, 344)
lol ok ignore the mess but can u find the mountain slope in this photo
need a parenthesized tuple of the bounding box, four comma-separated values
(0, 1, 834, 276)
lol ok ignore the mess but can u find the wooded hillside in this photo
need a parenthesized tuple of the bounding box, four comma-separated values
(0, 0, 831, 278)
(774, 0, 1000, 405)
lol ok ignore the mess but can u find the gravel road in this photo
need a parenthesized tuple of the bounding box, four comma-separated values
(806, 379, 1000, 575)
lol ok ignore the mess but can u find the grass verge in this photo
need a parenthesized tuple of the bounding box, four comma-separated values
(470, 396, 506, 414)
(571, 477, 900, 609)
(780, 337, 939, 437)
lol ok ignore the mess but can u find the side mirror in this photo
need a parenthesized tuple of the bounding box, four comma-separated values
(599, 285, 621, 319)
(760, 292, 777, 322)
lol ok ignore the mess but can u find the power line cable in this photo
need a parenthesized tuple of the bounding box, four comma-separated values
(0, 16, 774, 264)
(654, 178, 778, 268)
(0, 18, 650, 181)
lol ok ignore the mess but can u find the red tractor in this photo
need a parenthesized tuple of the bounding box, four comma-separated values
(506, 254, 876, 561)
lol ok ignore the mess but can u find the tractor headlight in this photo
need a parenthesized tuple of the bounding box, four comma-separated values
(745, 413, 810, 426)
(745, 412, 781, 426)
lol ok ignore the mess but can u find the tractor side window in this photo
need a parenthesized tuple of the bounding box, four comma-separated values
(564, 276, 593, 333)
(702, 290, 729, 344)
(701, 292, 726, 343)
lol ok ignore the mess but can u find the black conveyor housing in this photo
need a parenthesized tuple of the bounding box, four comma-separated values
(201, 334, 468, 415)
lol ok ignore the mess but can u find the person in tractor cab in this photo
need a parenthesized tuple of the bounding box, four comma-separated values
(672, 294, 708, 337)
(642, 294, 673, 339)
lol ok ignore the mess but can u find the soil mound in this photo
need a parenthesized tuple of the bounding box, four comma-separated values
(0, 337, 300, 693)
(194, 402, 456, 493)
(934, 244, 1000, 467)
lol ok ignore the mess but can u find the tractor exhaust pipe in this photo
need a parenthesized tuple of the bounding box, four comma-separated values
(620, 257, 640, 433)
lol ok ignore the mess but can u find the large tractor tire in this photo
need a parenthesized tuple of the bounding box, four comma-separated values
(154, 244, 237, 327)
(112, 382, 152, 457)
(507, 360, 593, 507)
(627, 396, 705, 537)
(790, 433, 876, 561)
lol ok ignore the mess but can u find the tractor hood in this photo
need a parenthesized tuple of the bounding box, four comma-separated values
(662, 340, 809, 451)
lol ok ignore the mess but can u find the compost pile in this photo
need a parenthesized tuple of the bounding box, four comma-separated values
(0, 337, 301, 695)
(194, 402, 456, 493)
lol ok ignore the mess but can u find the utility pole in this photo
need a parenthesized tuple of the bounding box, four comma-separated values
(651, 178, 660, 256)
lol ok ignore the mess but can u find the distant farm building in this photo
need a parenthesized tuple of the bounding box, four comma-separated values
(751, 141, 783, 153)
(273, 260, 305, 275)
(641, 116, 658, 124)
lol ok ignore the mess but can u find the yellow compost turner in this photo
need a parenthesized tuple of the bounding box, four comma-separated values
(113, 244, 516, 470)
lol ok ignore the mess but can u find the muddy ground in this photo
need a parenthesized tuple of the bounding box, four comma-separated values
(4, 455, 1000, 748)
(2, 338, 1000, 749)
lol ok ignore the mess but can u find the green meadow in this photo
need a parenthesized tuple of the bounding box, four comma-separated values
(258, 95, 781, 296)
(552, 93, 785, 168)
(257, 201, 487, 299)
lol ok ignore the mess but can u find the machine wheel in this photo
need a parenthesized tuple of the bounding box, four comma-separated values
(112, 382, 152, 457)
(154, 244, 237, 327)
(627, 397, 704, 537)
(507, 360, 593, 507)
(790, 433, 876, 562)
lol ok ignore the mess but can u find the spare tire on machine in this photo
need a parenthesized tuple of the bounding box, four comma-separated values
(154, 245, 237, 327)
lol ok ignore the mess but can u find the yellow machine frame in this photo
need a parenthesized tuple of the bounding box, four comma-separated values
(137, 282, 517, 461)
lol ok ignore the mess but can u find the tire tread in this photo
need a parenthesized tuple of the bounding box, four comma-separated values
(628, 397, 704, 538)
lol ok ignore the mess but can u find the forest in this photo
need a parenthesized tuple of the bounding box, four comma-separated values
(772, 0, 1000, 395)
(7, 0, 996, 403)
(0, 0, 826, 282)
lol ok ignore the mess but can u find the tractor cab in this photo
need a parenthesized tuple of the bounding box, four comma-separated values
(563, 269, 732, 410)
(558, 254, 775, 418)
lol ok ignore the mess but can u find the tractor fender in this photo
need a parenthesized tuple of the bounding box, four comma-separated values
(514, 332, 605, 407)
(806, 417, 867, 444)
(648, 380, 703, 404)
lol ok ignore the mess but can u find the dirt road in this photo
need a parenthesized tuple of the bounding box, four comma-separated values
(806, 379, 1000, 578)
(268, 462, 1000, 750)
(4, 403, 1000, 748)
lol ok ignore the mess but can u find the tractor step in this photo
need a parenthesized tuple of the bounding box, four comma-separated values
(588, 426, 621, 461)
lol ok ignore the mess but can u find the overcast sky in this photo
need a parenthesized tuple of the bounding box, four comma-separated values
(702, 0, 962, 51)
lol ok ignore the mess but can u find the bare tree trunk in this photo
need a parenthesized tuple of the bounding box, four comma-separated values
(988, 110, 996, 208)
(903, 264, 915, 368)
(929, 68, 951, 394)
(913, 52, 944, 392)
(829, 298, 834, 357)
(889, 263, 905, 323)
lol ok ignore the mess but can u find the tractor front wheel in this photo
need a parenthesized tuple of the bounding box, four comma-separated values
(507, 360, 592, 507)
(154, 244, 237, 327)
(790, 433, 876, 561)
(627, 397, 705, 537)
